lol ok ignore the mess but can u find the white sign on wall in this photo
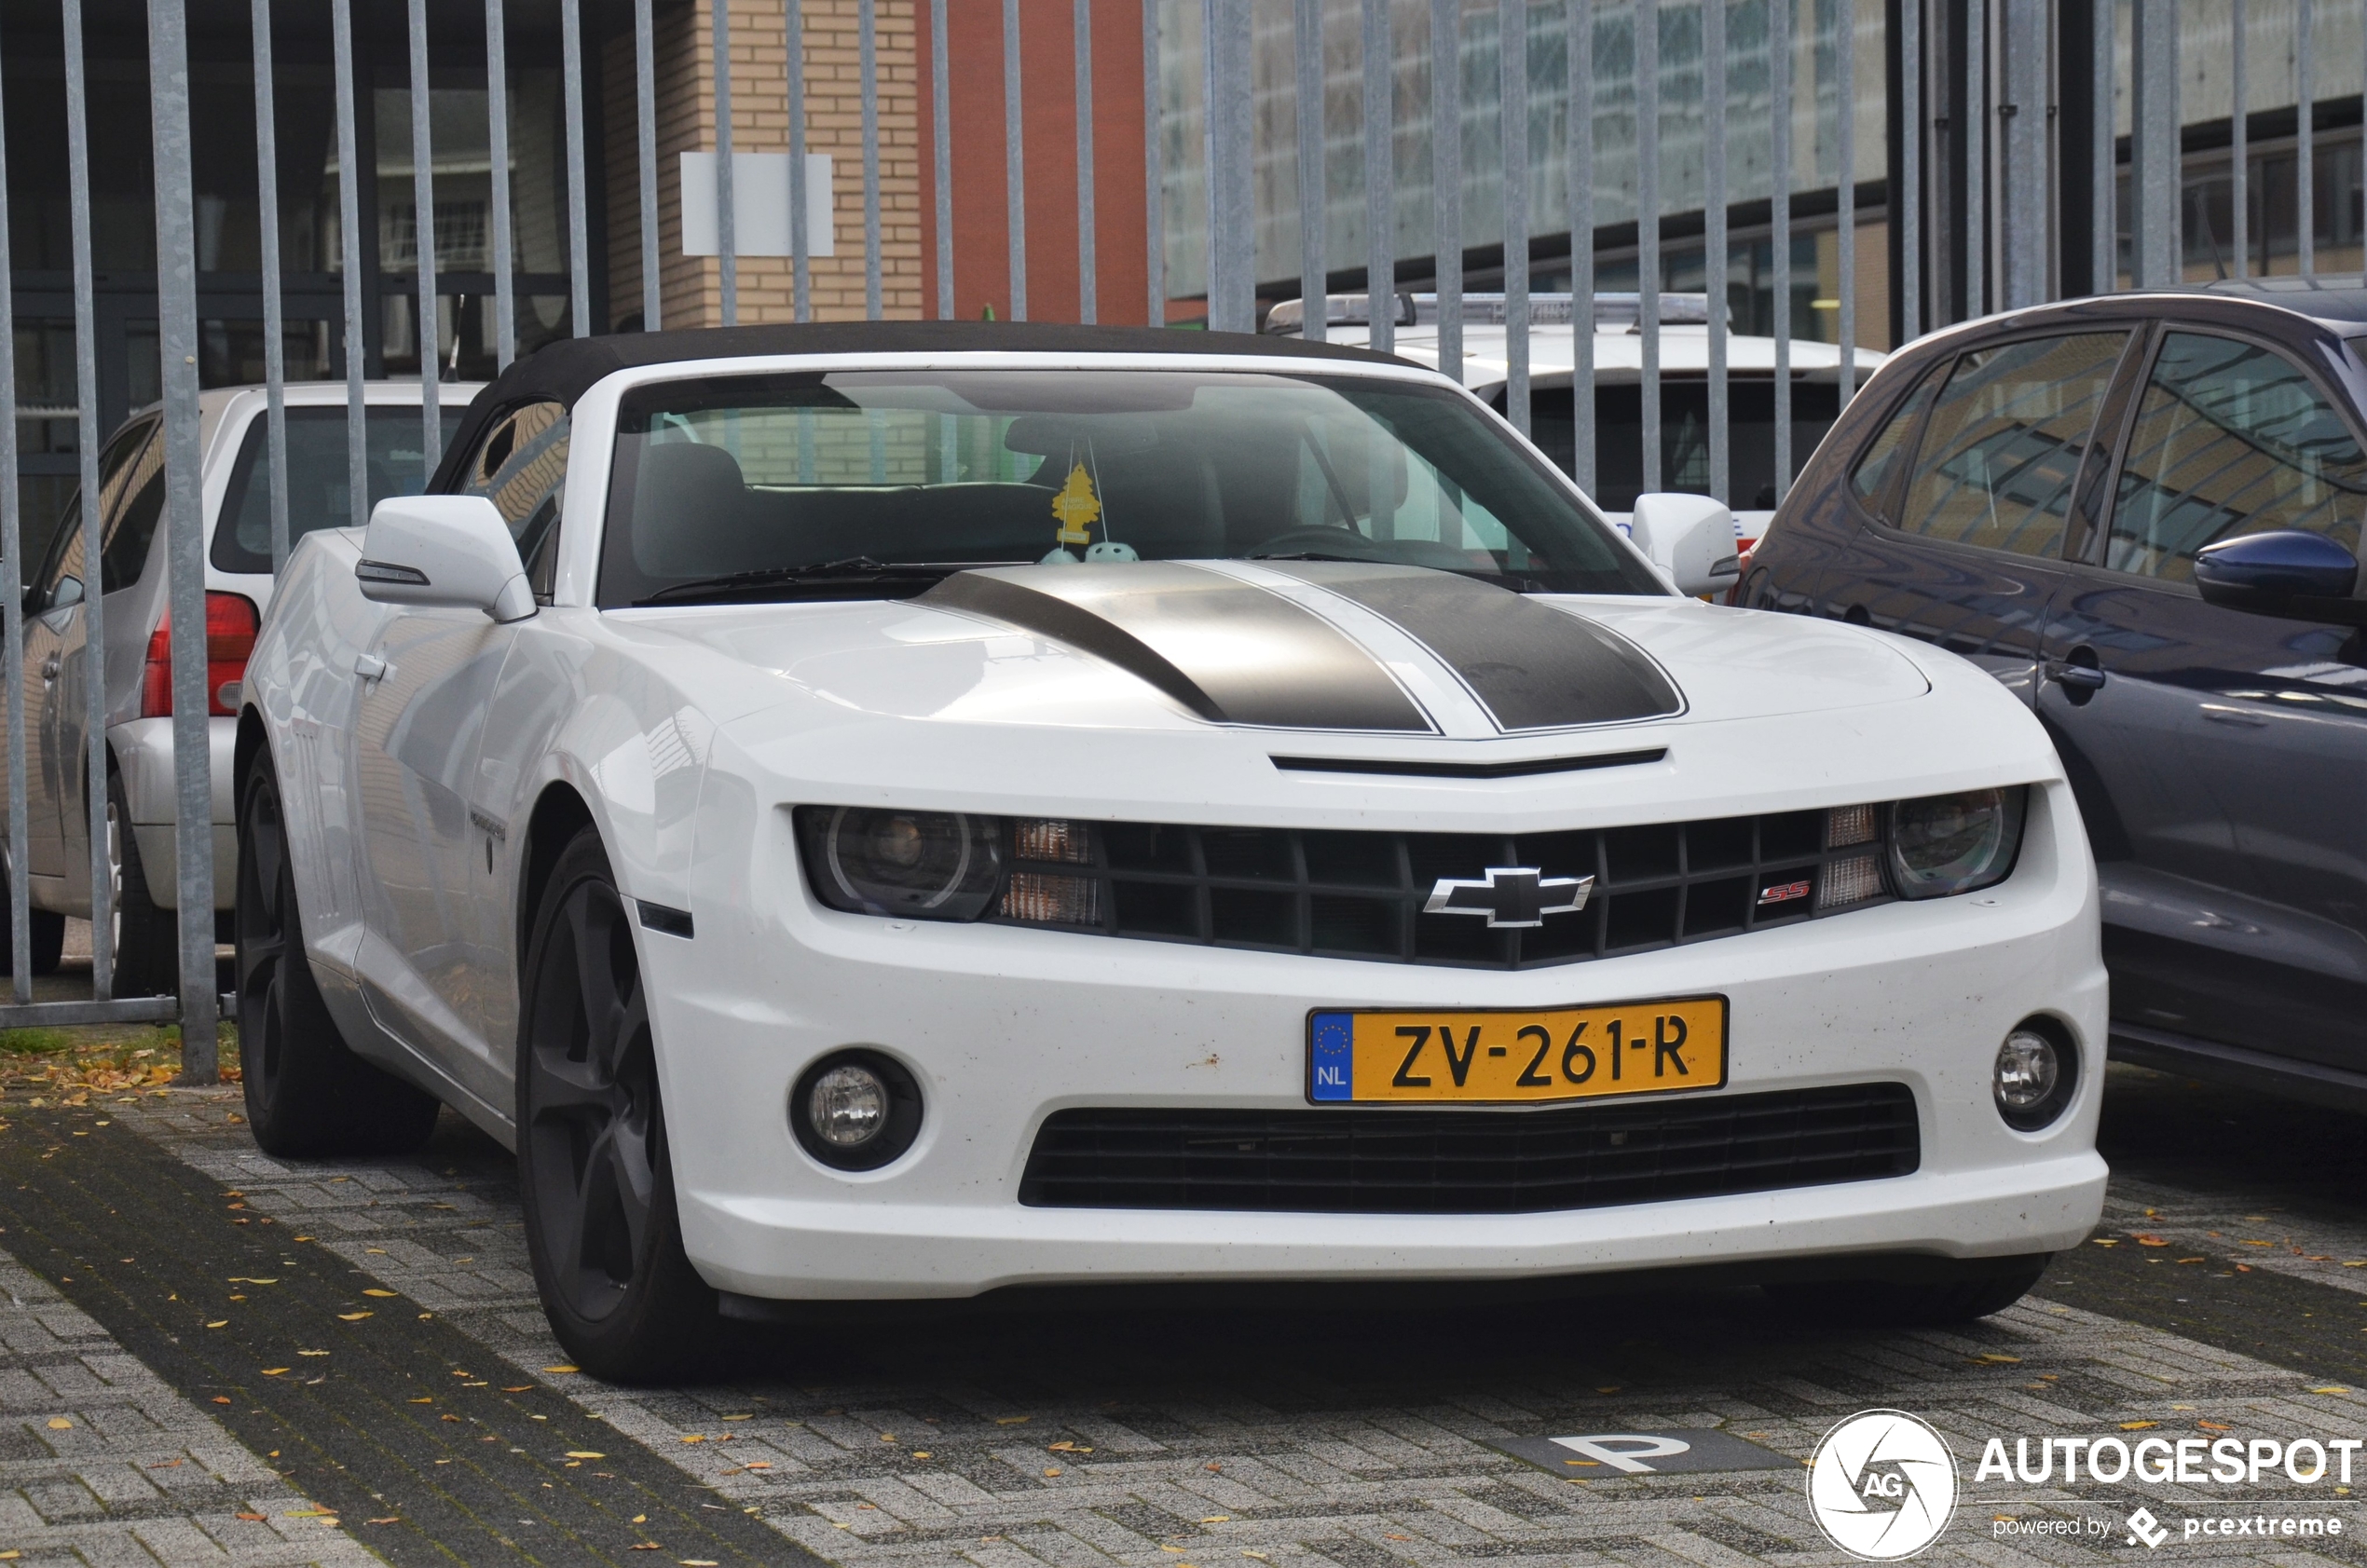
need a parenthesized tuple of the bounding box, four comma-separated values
(679, 152, 835, 258)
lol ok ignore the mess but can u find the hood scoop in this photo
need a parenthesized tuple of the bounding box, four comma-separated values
(921, 561, 1683, 735)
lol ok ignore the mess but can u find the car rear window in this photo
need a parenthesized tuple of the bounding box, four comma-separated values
(211, 405, 466, 575)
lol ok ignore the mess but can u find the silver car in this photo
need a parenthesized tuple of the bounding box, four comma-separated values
(7, 380, 475, 990)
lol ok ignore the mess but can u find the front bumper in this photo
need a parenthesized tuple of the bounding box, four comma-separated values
(111, 716, 237, 911)
(654, 782, 2107, 1301)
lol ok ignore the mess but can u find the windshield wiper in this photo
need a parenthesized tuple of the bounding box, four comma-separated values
(637, 557, 968, 605)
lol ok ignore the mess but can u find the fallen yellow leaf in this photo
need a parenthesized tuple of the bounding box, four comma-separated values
(2314, 1387, 2348, 1395)
(337, 1313, 372, 1322)
(994, 1415, 1030, 1425)
(362, 1289, 398, 1298)
(2121, 1421, 2159, 1430)
(1044, 1467, 1062, 1478)
(297, 1350, 329, 1357)
(205, 1320, 227, 1329)
(261, 1368, 290, 1376)
(542, 1365, 578, 1374)
(45, 1418, 70, 1430)
(912, 1451, 932, 1459)
(566, 1452, 606, 1460)
(2133, 1234, 2169, 1247)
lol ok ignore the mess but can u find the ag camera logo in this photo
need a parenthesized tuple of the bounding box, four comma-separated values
(1809, 1410, 1960, 1560)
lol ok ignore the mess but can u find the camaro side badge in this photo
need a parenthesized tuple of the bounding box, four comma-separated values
(1424, 867, 1594, 928)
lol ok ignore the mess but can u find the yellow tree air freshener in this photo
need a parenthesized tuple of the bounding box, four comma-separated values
(1051, 461, 1101, 549)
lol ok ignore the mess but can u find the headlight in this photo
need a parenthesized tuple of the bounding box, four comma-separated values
(800, 806, 1002, 919)
(1887, 786, 2026, 899)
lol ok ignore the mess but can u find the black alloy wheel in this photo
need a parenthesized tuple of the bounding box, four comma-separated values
(236, 752, 439, 1153)
(517, 828, 715, 1381)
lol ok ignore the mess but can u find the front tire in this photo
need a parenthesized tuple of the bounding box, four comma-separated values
(237, 752, 440, 1154)
(516, 828, 716, 1383)
(109, 770, 178, 997)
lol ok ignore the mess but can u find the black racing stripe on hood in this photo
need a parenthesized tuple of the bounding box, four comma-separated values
(922, 564, 1435, 732)
(1262, 561, 1683, 730)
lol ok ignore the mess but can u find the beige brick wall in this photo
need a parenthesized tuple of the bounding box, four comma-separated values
(606, 0, 923, 330)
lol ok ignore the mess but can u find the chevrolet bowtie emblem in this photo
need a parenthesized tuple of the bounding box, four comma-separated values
(1424, 866, 1594, 929)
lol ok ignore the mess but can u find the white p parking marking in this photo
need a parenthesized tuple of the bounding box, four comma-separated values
(1550, 1434, 1696, 1473)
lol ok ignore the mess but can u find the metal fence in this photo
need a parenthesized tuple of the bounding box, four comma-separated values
(0, 0, 2346, 1076)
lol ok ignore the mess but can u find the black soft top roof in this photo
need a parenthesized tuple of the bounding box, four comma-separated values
(430, 320, 1414, 492)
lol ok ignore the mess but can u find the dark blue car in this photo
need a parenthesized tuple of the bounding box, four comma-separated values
(1741, 280, 2367, 1107)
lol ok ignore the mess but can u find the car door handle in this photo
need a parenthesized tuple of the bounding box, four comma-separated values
(39, 655, 59, 684)
(2046, 661, 2105, 691)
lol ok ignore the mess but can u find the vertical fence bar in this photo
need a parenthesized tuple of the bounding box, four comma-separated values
(1145, 0, 1165, 324)
(1298, 0, 1327, 340)
(1006, 0, 1028, 320)
(1901, 0, 1919, 332)
(1836, 0, 1854, 396)
(409, 0, 439, 476)
(150, 0, 219, 1079)
(790, 0, 813, 321)
(2129, 0, 2176, 286)
(2230, 0, 2245, 278)
(334, 0, 366, 528)
(1363, 0, 1394, 352)
(1964, 0, 1984, 312)
(636, 0, 659, 328)
(1502, 0, 1529, 434)
(862, 0, 882, 320)
(63, 0, 111, 996)
(1638, 0, 1660, 493)
(563, 0, 591, 333)
(715, 0, 737, 324)
(2296, 0, 2313, 275)
(0, 33, 24, 1001)
(1772, 0, 1791, 497)
(1430, 0, 1459, 375)
(1704, 0, 1726, 502)
(1568, 0, 1593, 494)
(1075, 0, 1098, 323)
(253, 0, 289, 581)
(2092, 0, 2112, 289)
(929, 0, 951, 319)
(1205, 0, 1253, 332)
(490, 0, 518, 360)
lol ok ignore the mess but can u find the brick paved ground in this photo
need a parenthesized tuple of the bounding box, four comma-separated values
(76, 1071, 2367, 1568)
(0, 1248, 372, 1566)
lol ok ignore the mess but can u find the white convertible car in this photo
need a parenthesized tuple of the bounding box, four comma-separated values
(235, 322, 2106, 1381)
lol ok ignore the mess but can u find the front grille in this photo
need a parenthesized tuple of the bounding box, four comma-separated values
(988, 809, 1892, 969)
(1019, 1083, 1921, 1214)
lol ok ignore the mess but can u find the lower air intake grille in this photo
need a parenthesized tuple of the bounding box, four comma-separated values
(1019, 1083, 1920, 1214)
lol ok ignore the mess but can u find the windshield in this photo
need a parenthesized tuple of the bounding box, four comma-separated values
(212, 404, 467, 575)
(598, 369, 1662, 607)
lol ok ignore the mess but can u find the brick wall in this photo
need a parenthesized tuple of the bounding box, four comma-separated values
(606, 0, 924, 329)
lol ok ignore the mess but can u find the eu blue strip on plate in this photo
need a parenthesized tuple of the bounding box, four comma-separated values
(1309, 1012, 1352, 1101)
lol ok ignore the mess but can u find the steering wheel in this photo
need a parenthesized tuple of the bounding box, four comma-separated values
(1247, 525, 1388, 559)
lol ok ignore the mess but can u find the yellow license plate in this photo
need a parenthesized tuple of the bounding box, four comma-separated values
(1307, 996, 1728, 1104)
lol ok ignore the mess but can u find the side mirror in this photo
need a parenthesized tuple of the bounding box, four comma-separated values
(2194, 529, 2367, 624)
(48, 576, 83, 613)
(356, 496, 536, 623)
(1628, 492, 1742, 598)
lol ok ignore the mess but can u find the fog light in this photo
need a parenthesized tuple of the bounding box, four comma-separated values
(1993, 1022, 2075, 1131)
(789, 1050, 923, 1170)
(807, 1064, 888, 1147)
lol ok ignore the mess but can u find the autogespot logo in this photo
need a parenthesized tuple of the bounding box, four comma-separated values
(1808, 1410, 1962, 1560)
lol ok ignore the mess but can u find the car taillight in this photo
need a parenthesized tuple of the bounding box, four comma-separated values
(141, 593, 260, 718)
